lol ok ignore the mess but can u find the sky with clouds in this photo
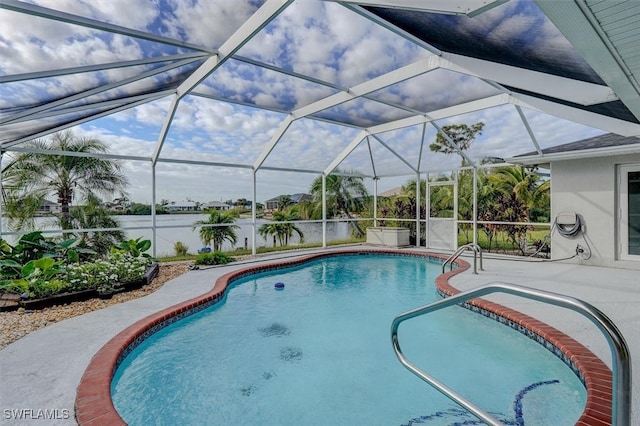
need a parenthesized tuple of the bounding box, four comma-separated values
(1, 0, 607, 205)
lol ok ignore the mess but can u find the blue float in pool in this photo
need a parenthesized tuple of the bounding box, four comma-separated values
(274, 282, 285, 290)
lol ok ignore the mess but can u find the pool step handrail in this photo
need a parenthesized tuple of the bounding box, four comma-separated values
(391, 282, 631, 426)
(442, 243, 483, 274)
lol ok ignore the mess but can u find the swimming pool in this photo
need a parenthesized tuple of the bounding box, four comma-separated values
(110, 253, 586, 425)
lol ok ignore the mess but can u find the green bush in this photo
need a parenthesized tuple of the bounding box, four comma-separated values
(0, 232, 88, 280)
(174, 241, 189, 256)
(66, 252, 150, 292)
(0, 234, 154, 299)
(113, 237, 153, 259)
(194, 251, 234, 266)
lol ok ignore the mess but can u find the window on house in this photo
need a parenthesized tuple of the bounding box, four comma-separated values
(619, 164, 640, 260)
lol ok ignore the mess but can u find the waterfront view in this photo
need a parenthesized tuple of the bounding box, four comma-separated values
(1, 215, 352, 258)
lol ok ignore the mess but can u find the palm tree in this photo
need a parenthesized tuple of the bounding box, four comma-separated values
(485, 166, 550, 252)
(401, 178, 427, 205)
(193, 210, 239, 251)
(488, 166, 550, 210)
(294, 200, 322, 220)
(310, 172, 369, 237)
(258, 211, 304, 247)
(2, 131, 129, 230)
(277, 195, 293, 211)
(68, 194, 125, 256)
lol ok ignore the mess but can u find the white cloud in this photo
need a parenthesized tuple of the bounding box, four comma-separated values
(31, 0, 160, 31)
(165, 0, 259, 49)
(240, 1, 424, 88)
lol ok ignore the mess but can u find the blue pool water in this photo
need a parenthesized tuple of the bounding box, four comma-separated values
(112, 254, 586, 425)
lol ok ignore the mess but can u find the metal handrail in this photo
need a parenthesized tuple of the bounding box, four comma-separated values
(442, 243, 483, 274)
(391, 282, 631, 426)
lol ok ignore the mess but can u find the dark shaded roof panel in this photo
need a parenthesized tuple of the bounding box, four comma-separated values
(365, 2, 605, 84)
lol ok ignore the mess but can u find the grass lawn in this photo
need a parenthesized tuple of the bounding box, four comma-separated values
(157, 237, 366, 262)
(458, 226, 551, 252)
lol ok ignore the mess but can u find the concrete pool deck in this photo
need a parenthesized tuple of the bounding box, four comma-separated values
(0, 246, 637, 425)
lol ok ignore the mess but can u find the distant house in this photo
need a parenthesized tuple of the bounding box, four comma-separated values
(165, 201, 197, 212)
(264, 193, 312, 211)
(36, 199, 61, 216)
(378, 187, 403, 198)
(203, 201, 232, 211)
(105, 198, 130, 211)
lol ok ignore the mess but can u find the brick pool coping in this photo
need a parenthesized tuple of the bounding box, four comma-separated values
(75, 249, 612, 425)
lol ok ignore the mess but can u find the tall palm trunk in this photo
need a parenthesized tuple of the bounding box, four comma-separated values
(338, 197, 364, 237)
(58, 187, 73, 229)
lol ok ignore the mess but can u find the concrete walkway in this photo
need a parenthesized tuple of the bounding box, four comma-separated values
(0, 248, 637, 425)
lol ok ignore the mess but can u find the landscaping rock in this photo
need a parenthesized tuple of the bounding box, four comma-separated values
(0, 261, 190, 349)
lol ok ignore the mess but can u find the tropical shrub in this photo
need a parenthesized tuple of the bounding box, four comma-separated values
(0, 232, 88, 279)
(114, 237, 153, 259)
(258, 211, 304, 247)
(0, 234, 154, 299)
(174, 241, 189, 256)
(65, 251, 151, 292)
(194, 251, 234, 266)
(193, 210, 239, 252)
(0, 257, 69, 298)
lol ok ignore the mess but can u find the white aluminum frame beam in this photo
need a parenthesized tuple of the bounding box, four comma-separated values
(152, 0, 293, 165)
(417, 123, 427, 171)
(367, 94, 509, 135)
(438, 53, 618, 106)
(1, 95, 167, 149)
(258, 54, 500, 172)
(6, 91, 174, 125)
(0, 53, 209, 84)
(510, 93, 640, 137)
(292, 56, 438, 119)
(151, 95, 179, 166)
(0, 58, 199, 126)
(253, 115, 295, 171)
(324, 130, 369, 175)
(370, 133, 418, 173)
(5, 146, 149, 162)
(366, 137, 377, 177)
(261, 166, 322, 174)
(176, 0, 293, 100)
(514, 105, 543, 156)
(157, 157, 253, 169)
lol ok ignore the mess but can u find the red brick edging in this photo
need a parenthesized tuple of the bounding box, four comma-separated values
(75, 249, 612, 425)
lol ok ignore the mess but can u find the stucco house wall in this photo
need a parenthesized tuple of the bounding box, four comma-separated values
(551, 153, 640, 270)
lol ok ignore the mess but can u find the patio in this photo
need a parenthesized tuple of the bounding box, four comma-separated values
(0, 247, 637, 424)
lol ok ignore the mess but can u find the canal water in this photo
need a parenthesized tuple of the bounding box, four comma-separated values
(1, 215, 352, 257)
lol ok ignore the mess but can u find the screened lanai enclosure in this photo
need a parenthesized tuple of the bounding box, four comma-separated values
(1, 0, 640, 259)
